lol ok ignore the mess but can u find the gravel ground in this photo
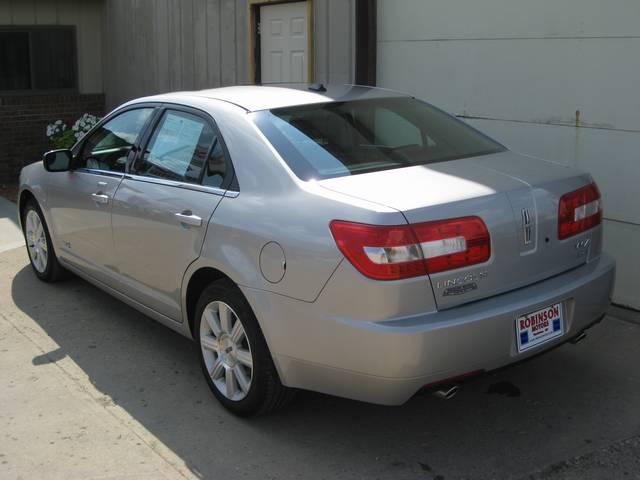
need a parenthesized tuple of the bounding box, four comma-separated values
(526, 435, 640, 479)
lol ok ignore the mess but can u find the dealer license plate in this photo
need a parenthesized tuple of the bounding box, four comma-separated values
(516, 303, 564, 353)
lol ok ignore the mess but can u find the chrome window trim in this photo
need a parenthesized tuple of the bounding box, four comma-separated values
(72, 167, 239, 198)
(122, 172, 239, 198)
(74, 168, 125, 179)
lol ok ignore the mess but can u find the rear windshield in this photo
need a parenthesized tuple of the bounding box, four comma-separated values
(251, 97, 505, 181)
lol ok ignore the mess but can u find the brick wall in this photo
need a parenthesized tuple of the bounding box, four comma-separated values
(0, 93, 105, 184)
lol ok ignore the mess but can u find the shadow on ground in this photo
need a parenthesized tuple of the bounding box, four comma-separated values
(10, 264, 640, 480)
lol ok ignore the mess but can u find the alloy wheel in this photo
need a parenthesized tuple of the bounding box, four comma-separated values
(25, 210, 48, 273)
(199, 301, 254, 401)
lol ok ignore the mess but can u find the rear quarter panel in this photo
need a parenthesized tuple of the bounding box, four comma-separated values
(184, 102, 408, 303)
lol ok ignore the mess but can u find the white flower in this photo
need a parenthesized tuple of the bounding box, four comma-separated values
(71, 113, 101, 134)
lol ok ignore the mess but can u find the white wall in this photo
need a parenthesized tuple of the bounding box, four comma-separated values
(377, 0, 640, 309)
(0, 0, 104, 94)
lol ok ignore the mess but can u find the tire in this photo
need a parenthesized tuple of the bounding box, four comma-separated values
(21, 199, 67, 282)
(195, 279, 294, 416)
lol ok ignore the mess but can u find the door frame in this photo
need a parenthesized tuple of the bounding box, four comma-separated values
(248, 0, 314, 84)
(355, 0, 376, 86)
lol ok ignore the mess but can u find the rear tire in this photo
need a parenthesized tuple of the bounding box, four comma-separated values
(195, 279, 294, 416)
(22, 199, 67, 282)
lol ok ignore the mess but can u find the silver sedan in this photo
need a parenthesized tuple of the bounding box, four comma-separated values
(18, 85, 615, 415)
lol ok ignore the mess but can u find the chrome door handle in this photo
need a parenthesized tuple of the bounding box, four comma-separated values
(91, 193, 110, 204)
(175, 212, 202, 227)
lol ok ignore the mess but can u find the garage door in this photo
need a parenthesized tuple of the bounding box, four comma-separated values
(376, 0, 640, 309)
(260, 1, 309, 83)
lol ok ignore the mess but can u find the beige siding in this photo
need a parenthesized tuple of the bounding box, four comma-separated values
(104, 0, 251, 109)
(0, 0, 104, 94)
(0, 0, 356, 109)
(104, 0, 355, 109)
(313, 0, 355, 84)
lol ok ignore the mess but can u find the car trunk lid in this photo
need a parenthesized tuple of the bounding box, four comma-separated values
(319, 151, 598, 309)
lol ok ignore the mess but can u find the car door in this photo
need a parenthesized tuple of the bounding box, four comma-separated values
(110, 106, 234, 322)
(46, 106, 156, 284)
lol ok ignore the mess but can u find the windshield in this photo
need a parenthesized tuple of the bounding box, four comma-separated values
(251, 97, 505, 181)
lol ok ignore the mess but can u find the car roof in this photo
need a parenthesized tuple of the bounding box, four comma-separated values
(136, 84, 410, 112)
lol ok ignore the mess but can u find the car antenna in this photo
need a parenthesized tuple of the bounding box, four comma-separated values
(308, 83, 326, 92)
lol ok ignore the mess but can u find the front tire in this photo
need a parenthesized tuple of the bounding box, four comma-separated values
(195, 280, 293, 416)
(22, 199, 66, 282)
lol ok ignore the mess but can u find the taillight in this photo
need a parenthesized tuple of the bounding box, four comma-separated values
(558, 183, 602, 240)
(329, 221, 425, 280)
(412, 217, 491, 274)
(329, 216, 491, 281)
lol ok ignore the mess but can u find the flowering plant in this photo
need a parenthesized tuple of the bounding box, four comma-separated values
(46, 113, 101, 149)
(71, 113, 100, 141)
(46, 120, 72, 149)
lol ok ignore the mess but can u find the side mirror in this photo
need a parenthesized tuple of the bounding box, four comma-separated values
(43, 149, 73, 172)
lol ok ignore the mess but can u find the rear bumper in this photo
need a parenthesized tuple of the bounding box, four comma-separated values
(242, 253, 616, 405)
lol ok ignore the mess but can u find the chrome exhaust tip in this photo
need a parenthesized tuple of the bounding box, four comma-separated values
(570, 331, 587, 345)
(433, 384, 460, 400)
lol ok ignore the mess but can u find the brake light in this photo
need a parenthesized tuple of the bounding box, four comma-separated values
(558, 183, 602, 240)
(329, 221, 425, 280)
(412, 217, 492, 274)
(329, 216, 491, 280)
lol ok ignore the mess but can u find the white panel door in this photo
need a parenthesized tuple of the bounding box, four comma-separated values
(260, 2, 308, 83)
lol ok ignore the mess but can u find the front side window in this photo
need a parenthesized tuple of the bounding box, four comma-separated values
(133, 110, 215, 184)
(251, 97, 505, 180)
(79, 108, 153, 172)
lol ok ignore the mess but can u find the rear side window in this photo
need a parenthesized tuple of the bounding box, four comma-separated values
(202, 138, 227, 188)
(251, 97, 505, 180)
(133, 110, 215, 184)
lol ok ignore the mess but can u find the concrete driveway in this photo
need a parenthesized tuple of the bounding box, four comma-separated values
(1, 196, 639, 479)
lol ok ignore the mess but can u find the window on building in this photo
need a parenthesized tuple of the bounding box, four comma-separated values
(0, 27, 77, 93)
